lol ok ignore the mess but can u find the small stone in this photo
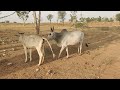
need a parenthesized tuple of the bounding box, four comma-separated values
(99, 46, 104, 48)
(97, 76, 100, 79)
(98, 65, 101, 67)
(36, 68, 39, 72)
(3, 50, 6, 52)
(91, 64, 94, 67)
(11, 48, 15, 51)
(96, 67, 99, 70)
(2, 42, 5, 45)
(11, 41, 14, 43)
(86, 51, 90, 55)
(2, 53, 6, 56)
(46, 70, 53, 75)
(7, 62, 13, 66)
(85, 62, 89, 65)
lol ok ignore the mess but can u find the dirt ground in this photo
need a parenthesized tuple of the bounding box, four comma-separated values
(1, 23, 120, 79)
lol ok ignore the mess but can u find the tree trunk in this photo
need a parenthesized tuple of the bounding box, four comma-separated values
(38, 11, 41, 34)
(75, 22, 77, 29)
(74, 22, 76, 29)
(50, 20, 51, 24)
(57, 19, 58, 24)
(33, 11, 38, 34)
(36, 26, 39, 34)
(33, 11, 41, 34)
(23, 21, 25, 26)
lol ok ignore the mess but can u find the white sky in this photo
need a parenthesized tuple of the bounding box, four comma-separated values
(0, 11, 120, 23)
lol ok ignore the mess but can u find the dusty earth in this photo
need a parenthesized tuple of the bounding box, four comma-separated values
(1, 26, 120, 79)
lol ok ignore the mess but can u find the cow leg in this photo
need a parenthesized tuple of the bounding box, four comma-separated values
(29, 48, 32, 62)
(41, 45, 45, 64)
(79, 33, 84, 55)
(36, 46, 43, 66)
(66, 46, 69, 58)
(78, 43, 80, 54)
(58, 46, 65, 59)
(23, 46, 28, 63)
(79, 40, 83, 55)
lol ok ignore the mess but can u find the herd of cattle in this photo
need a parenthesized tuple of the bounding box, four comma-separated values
(18, 27, 88, 66)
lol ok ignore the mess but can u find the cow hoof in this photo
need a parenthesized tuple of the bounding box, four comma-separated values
(79, 53, 82, 56)
(66, 56, 69, 58)
(37, 64, 40, 66)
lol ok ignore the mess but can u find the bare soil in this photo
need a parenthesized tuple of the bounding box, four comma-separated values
(1, 24, 120, 79)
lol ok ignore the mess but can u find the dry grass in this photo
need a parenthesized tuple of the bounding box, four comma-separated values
(1, 22, 120, 79)
(88, 21, 120, 27)
(0, 22, 73, 31)
(1, 22, 120, 32)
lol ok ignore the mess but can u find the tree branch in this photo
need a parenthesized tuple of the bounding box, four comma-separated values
(0, 12, 16, 19)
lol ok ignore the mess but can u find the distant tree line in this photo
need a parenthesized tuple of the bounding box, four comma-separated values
(1, 11, 120, 34)
(79, 16, 114, 23)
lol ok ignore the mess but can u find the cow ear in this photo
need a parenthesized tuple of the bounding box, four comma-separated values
(51, 27, 53, 32)
(53, 26, 54, 30)
(18, 32, 24, 34)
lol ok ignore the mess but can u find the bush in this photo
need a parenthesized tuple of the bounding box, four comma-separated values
(100, 27, 109, 31)
(14, 22, 17, 23)
(75, 22, 86, 28)
(5, 21, 10, 23)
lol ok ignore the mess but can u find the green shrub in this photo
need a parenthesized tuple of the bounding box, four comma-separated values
(75, 22, 86, 28)
(100, 27, 109, 31)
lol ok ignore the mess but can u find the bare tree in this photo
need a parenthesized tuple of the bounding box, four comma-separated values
(70, 11, 77, 28)
(58, 11, 66, 25)
(0, 11, 16, 19)
(57, 18, 59, 23)
(16, 11, 30, 26)
(47, 14, 53, 24)
(116, 13, 120, 24)
(33, 11, 41, 34)
(16, 11, 41, 34)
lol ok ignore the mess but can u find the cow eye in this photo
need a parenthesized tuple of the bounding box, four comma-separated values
(49, 33, 51, 35)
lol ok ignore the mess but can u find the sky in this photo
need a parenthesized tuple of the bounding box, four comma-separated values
(0, 11, 120, 23)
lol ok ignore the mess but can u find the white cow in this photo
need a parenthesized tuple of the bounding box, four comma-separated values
(48, 27, 85, 59)
(19, 33, 55, 66)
